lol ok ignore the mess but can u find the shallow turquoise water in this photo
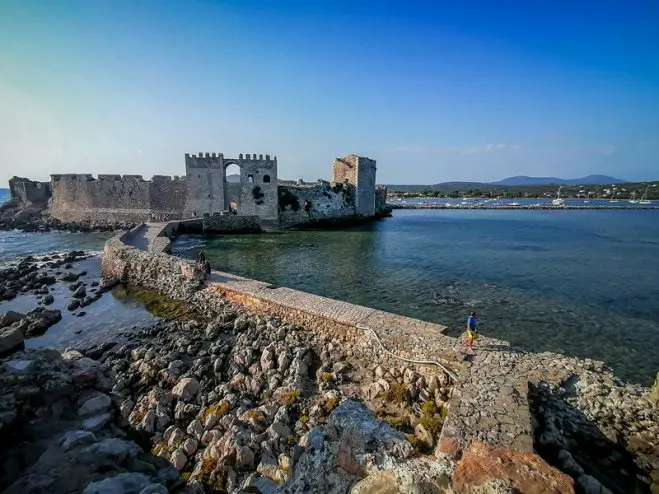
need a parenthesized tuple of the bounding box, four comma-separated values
(173, 209, 659, 384)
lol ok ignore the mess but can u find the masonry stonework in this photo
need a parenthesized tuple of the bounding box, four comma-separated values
(38, 152, 388, 228)
(333, 154, 377, 216)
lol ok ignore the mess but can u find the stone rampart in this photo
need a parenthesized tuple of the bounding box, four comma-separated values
(278, 182, 357, 227)
(50, 174, 186, 223)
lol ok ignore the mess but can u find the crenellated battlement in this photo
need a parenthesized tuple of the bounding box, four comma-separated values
(51, 174, 93, 182)
(185, 152, 277, 169)
(51, 174, 184, 184)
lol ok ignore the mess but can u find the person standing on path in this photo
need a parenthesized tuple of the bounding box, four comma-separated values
(466, 311, 479, 352)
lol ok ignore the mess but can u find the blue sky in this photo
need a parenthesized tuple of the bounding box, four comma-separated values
(1, 0, 658, 186)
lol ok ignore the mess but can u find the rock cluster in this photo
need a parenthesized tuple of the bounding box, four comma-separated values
(92, 298, 453, 493)
(1, 251, 87, 302)
(0, 252, 123, 357)
(0, 348, 178, 493)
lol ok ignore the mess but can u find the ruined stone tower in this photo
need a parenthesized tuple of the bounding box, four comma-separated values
(184, 153, 278, 221)
(332, 154, 377, 216)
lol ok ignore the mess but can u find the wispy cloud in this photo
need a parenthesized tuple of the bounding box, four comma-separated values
(386, 144, 521, 154)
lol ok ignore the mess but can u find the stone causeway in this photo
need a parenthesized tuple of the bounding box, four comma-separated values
(105, 220, 615, 462)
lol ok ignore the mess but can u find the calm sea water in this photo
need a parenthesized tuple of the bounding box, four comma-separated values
(173, 209, 659, 385)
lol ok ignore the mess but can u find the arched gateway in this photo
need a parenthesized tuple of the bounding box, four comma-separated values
(183, 153, 278, 221)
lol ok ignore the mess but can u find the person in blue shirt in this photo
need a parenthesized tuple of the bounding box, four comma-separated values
(466, 311, 479, 351)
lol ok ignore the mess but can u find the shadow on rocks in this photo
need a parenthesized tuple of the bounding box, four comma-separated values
(529, 381, 650, 494)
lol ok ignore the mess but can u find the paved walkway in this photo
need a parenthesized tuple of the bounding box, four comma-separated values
(124, 222, 173, 253)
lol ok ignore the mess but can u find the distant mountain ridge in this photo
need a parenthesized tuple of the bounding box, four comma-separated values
(385, 174, 627, 192)
(491, 175, 626, 186)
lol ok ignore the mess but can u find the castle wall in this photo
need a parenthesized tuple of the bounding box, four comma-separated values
(50, 174, 186, 223)
(149, 176, 187, 218)
(8, 177, 51, 206)
(43, 151, 376, 226)
(184, 153, 279, 221)
(278, 181, 356, 227)
(238, 155, 278, 221)
(355, 156, 377, 216)
(202, 213, 261, 233)
(332, 157, 357, 185)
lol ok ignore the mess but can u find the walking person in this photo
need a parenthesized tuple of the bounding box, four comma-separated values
(465, 311, 479, 352)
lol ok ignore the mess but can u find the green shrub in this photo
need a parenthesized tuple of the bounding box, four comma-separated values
(418, 416, 443, 437)
(381, 382, 407, 403)
(421, 400, 437, 417)
(278, 389, 301, 405)
(385, 415, 409, 430)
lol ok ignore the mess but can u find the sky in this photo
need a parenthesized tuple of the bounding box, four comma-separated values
(0, 0, 658, 186)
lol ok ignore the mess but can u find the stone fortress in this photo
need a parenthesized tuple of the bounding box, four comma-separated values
(11, 153, 390, 231)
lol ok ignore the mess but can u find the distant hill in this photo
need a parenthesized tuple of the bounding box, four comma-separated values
(226, 174, 240, 183)
(492, 175, 626, 186)
(385, 182, 488, 193)
(386, 175, 627, 193)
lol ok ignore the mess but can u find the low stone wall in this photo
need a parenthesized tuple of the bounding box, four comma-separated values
(202, 213, 261, 233)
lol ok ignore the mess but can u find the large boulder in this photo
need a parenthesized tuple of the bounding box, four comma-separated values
(0, 325, 24, 357)
(172, 377, 200, 401)
(16, 309, 62, 338)
(281, 400, 413, 493)
(0, 311, 25, 329)
(450, 441, 574, 493)
(82, 473, 156, 494)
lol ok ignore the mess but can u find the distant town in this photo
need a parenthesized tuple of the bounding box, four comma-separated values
(388, 180, 659, 201)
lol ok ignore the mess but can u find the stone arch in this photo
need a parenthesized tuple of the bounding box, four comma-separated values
(224, 163, 240, 183)
(263, 174, 271, 183)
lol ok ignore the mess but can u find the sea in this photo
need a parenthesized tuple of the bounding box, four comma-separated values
(1, 188, 658, 384)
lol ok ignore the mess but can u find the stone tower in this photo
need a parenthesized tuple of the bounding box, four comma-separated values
(332, 154, 377, 216)
(184, 153, 225, 217)
(183, 153, 278, 221)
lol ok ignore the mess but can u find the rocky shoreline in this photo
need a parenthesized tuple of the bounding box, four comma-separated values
(0, 198, 136, 233)
(0, 253, 461, 492)
(0, 252, 658, 493)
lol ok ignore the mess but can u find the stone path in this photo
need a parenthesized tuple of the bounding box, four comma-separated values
(123, 222, 187, 253)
